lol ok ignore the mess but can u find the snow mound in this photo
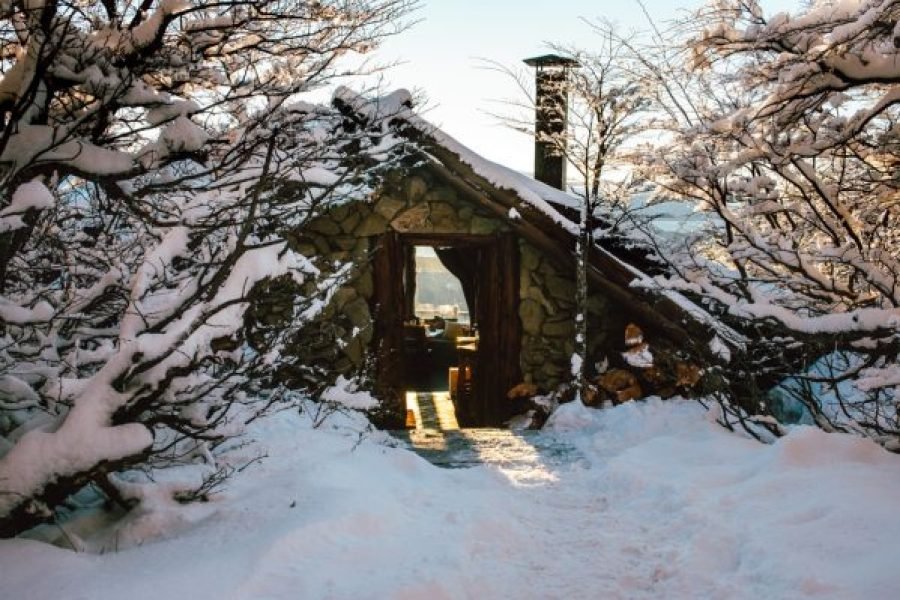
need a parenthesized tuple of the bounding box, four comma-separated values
(2, 399, 899, 599)
(320, 375, 378, 410)
(769, 425, 893, 468)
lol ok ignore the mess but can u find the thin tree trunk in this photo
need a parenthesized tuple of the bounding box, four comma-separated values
(573, 196, 591, 401)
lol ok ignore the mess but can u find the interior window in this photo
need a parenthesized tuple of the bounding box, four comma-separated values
(413, 246, 470, 325)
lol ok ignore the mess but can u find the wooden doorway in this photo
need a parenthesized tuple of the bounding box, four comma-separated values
(372, 231, 521, 428)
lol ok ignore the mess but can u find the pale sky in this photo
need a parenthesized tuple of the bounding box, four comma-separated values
(372, 0, 799, 175)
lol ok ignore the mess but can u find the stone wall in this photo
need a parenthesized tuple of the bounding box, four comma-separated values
(518, 241, 624, 391)
(283, 167, 512, 380)
(278, 166, 620, 395)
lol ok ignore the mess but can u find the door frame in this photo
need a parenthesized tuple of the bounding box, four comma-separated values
(371, 230, 521, 427)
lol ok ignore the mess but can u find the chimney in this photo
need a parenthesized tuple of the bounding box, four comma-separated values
(523, 54, 580, 191)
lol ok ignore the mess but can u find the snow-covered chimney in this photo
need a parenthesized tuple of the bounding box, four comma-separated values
(523, 54, 579, 191)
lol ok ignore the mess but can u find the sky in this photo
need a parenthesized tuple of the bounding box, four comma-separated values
(371, 0, 799, 175)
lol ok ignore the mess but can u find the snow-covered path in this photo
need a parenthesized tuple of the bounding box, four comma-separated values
(2, 399, 899, 599)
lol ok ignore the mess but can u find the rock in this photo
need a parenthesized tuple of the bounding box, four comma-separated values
(358, 323, 374, 345)
(291, 242, 318, 257)
(542, 319, 574, 338)
(519, 299, 546, 336)
(342, 336, 365, 367)
(311, 234, 331, 255)
(355, 269, 374, 299)
(352, 237, 370, 258)
(332, 286, 358, 309)
(308, 217, 341, 236)
(429, 202, 459, 231)
(374, 195, 406, 220)
(329, 203, 351, 223)
(542, 362, 562, 377)
(391, 204, 431, 232)
(344, 297, 371, 329)
(546, 275, 576, 301)
(333, 357, 354, 374)
(404, 176, 429, 202)
(334, 237, 356, 251)
(521, 243, 542, 271)
(340, 211, 361, 234)
(355, 213, 388, 236)
(525, 284, 554, 312)
(539, 259, 558, 276)
(423, 186, 456, 205)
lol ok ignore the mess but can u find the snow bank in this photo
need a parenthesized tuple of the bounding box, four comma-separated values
(1, 399, 898, 599)
(320, 375, 378, 410)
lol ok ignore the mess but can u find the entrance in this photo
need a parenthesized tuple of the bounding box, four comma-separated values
(372, 231, 521, 428)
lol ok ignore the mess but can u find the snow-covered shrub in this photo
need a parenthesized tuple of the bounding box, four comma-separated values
(614, 0, 900, 447)
(0, 0, 416, 537)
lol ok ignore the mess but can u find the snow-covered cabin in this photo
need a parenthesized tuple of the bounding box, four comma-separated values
(267, 83, 729, 429)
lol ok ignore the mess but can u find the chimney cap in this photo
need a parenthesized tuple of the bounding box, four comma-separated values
(523, 54, 580, 69)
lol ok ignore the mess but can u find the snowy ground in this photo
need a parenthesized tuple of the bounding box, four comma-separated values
(2, 399, 899, 599)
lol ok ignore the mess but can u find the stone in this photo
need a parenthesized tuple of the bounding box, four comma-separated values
(334, 237, 356, 251)
(329, 203, 351, 223)
(524, 284, 554, 312)
(334, 357, 354, 374)
(311, 234, 331, 256)
(520, 243, 542, 271)
(342, 336, 365, 367)
(424, 186, 457, 205)
(355, 213, 388, 236)
(546, 275, 576, 301)
(404, 176, 429, 203)
(332, 287, 358, 309)
(318, 300, 336, 320)
(429, 202, 459, 231)
(391, 204, 431, 232)
(340, 211, 361, 234)
(459, 206, 474, 221)
(291, 242, 317, 257)
(470, 215, 498, 235)
(539, 259, 558, 276)
(358, 323, 374, 345)
(352, 238, 370, 258)
(374, 195, 406, 221)
(355, 270, 374, 299)
(308, 217, 341, 236)
(542, 319, 575, 338)
(542, 362, 562, 377)
(522, 345, 548, 366)
(519, 299, 546, 336)
(344, 297, 371, 329)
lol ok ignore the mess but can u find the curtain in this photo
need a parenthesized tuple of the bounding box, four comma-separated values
(403, 244, 416, 321)
(434, 246, 480, 325)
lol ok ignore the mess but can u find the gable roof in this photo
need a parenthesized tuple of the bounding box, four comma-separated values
(334, 88, 745, 361)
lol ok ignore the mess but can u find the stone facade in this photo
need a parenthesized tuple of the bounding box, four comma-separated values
(280, 166, 619, 395)
(518, 241, 623, 391)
